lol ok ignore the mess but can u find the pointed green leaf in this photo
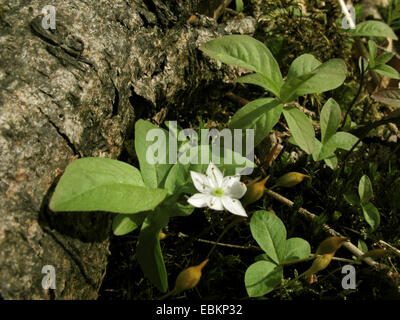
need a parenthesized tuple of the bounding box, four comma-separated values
(359, 175, 373, 204)
(186, 144, 255, 177)
(368, 40, 377, 68)
(344, 190, 360, 206)
(312, 138, 328, 161)
(250, 211, 286, 265)
(375, 52, 394, 66)
(112, 213, 147, 235)
(135, 119, 173, 189)
(229, 98, 283, 147)
(352, 20, 398, 39)
(326, 131, 359, 151)
(320, 98, 342, 144)
(324, 155, 338, 169)
(279, 73, 316, 103)
(136, 208, 170, 292)
(245, 261, 283, 297)
(361, 202, 380, 232)
(280, 59, 347, 102)
(235, 0, 244, 12)
(286, 54, 321, 81)
(49, 157, 167, 214)
(372, 64, 400, 79)
(283, 107, 315, 154)
(200, 35, 283, 96)
(236, 73, 274, 91)
(164, 162, 190, 195)
(311, 138, 336, 161)
(357, 239, 368, 254)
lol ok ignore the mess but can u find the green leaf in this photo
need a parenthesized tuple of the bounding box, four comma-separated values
(282, 238, 311, 264)
(135, 119, 173, 189)
(368, 40, 377, 68)
(372, 64, 400, 79)
(136, 208, 170, 292)
(280, 59, 347, 102)
(254, 253, 274, 263)
(229, 98, 283, 147)
(250, 211, 286, 264)
(49, 157, 167, 214)
(199, 35, 283, 96)
(283, 107, 315, 154)
(164, 162, 190, 194)
(112, 213, 147, 235)
(357, 239, 368, 254)
(375, 52, 394, 65)
(320, 98, 341, 144)
(372, 88, 400, 108)
(312, 138, 335, 161)
(361, 202, 380, 232)
(279, 73, 316, 103)
(236, 73, 275, 91)
(344, 190, 360, 206)
(359, 175, 373, 204)
(352, 20, 398, 39)
(324, 155, 338, 169)
(235, 0, 244, 13)
(286, 54, 321, 81)
(326, 131, 359, 151)
(186, 144, 255, 177)
(245, 261, 283, 297)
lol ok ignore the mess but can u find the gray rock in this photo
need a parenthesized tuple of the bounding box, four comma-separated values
(0, 0, 255, 299)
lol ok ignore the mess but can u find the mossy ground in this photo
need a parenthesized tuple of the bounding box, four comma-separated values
(99, 0, 400, 300)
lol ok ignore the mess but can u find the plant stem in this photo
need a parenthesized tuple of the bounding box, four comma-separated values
(264, 188, 383, 269)
(341, 58, 365, 130)
(178, 232, 259, 250)
(205, 216, 245, 259)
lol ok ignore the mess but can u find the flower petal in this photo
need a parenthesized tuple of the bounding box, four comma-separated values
(222, 196, 247, 217)
(208, 196, 224, 211)
(206, 162, 224, 188)
(187, 193, 211, 208)
(190, 171, 212, 193)
(222, 177, 247, 199)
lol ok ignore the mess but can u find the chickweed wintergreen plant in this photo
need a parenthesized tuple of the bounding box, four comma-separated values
(49, 22, 398, 297)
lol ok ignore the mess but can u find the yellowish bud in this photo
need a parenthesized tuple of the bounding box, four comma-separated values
(316, 236, 349, 255)
(159, 231, 167, 240)
(304, 254, 333, 278)
(272, 172, 310, 188)
(174, 259, 208, 294)
(242, 176, 270, 207)
(361, 248, 389, 260)
(304, 237, 348, 278)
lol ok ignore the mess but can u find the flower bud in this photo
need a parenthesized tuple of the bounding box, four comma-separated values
(304, 237, 348, 278)
(361, 248, 389, 260)
(159, 231, 167, 240)
(304, 254, 333, 278)
(272, 172, 310, 188)
(316, 236, 349, 255)
(242, 176, 270, 207)
(174, 259, 208, 294)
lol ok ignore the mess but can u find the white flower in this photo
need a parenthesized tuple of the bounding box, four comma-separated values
(187, 163, 247, 217)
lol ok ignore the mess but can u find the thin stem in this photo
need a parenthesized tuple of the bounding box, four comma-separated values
(341, 58, 365, 130)
(264, 188, 383, 269)
(178, 232, 259, 251)
(206, 216, 245, 259)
